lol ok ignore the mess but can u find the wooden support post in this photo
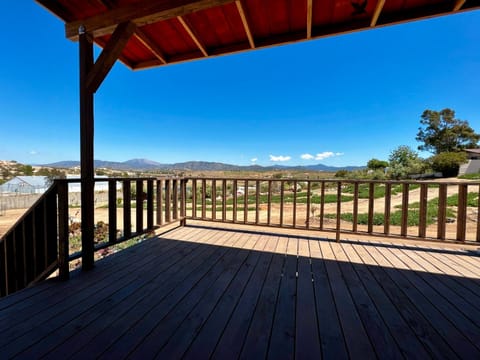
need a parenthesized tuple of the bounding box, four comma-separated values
(79, 28, 95, 271)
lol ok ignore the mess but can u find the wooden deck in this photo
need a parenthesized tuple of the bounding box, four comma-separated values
(1, 224, 480, 359)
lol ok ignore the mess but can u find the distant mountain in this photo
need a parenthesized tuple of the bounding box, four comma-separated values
(43, 159, 365, 172)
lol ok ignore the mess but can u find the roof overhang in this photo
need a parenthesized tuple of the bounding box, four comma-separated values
(37, 0, 480, 71)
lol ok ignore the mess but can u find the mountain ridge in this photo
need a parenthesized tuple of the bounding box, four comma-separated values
(42, 158, 364, 172)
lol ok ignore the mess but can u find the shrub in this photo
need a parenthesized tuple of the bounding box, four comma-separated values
(430, 151, 467, 177)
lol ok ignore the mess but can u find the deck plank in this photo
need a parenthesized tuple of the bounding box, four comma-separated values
(364, 242, 466, 359)
(331, 241, 403, 359)
(343, 242, 431, 359)
(267, 246, 296, 360)
(0, 237, 187, 357)
(92, 228, 240, 359)
(382, 244, 480, 355)
(1, 225, 480, 360)
(295, 251, 321, 359)
(182, 235, 271, 360)
(309, 239, 349, 359)
(34, 229, 224, 359)
(211, 247, 276, 359)
(318, 240, 376, 358)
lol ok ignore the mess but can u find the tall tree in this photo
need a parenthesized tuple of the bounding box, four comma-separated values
(388, 145, 425, 179)
(416, 108, 479, 154)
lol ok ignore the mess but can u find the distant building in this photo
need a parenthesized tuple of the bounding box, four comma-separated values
(66, 175, 121, 193)
(0, 176, 50, 194)
(458, 149, 480, 175)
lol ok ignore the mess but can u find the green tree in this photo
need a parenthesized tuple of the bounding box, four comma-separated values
(367, 158, 389, 171)
(388, 145, 426, 179)
(21, 165, 34, 176)
(429, 152, 467, 177)
(416, 108, 479, 154)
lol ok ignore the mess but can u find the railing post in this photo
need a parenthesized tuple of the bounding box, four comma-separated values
(108, 180, 117, 243)
(136, 180, 144, 234)
(147, 180, 154, 230)
(156, 179, 163, 226)
(180, 178, 187, 226)
(165, 180, 171, 223)
(477, 184, 480, 242)
(293, 180, 297, 228)
(456, 184, 467, 242)
(306, 181, 311, 229)
(319, 181, 325, 230)
(336, 181, 341, 242)
(401, 183, 409, 237)
(367, 182, 374, 234)
(352, 182, 359, 233)
(384, 182, 391, 235)
(437, 184, 447, 240)
(57, 181, 69, 281)
(418, 183, 428, 238)
(123, 180, 132, 239)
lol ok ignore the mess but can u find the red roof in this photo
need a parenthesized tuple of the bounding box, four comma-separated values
(37, 0, 480, 70)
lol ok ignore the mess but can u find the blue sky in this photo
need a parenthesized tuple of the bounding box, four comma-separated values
(1, 3, 479, 167)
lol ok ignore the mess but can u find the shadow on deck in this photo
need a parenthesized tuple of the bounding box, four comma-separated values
(1, 225, 480, 359)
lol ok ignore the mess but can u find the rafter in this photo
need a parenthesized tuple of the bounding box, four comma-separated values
(236, 0, 255, 48)
(86, 21, 137, 93)
(134, 28, 168, 64)
(307, 0, 313, 38)
(370, 0, 386, 27)
(65, 0, 236, 40)
(36, 0, 73, 22)
(453, 0, 466, 11)
(178, 16, 208, 57)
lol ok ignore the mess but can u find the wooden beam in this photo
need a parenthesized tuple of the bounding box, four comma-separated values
(235, 0, 255, 48)
(65, 0, 236, 40)
(453, 0, 466, 11)
(79, 30, 95, 271)
(306, 0, 313, 39)
(134, 28, 168, 64)
(86, 21, 137, 93)
(177, 16, 208, 57)
(370, 0, 386, 27)
(35, 0, 73, 21)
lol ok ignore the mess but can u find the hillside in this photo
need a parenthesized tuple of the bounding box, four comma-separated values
(43, 158, 364, 172)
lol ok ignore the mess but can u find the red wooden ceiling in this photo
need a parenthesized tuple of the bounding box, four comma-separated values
(37, 0, 480, 70)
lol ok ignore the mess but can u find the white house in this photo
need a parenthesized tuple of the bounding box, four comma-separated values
(458, 149, 480, 175)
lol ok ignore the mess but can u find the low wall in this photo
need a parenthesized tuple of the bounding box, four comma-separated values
(0, 194, 42, 211)
(0, 191, 123, 211)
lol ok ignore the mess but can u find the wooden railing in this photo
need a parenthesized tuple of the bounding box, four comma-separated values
(0, 182, 61, 297)
(0, 177, 185, 298)
(184, 178, 480, 243)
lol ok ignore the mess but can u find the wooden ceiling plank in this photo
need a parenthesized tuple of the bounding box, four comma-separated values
(370, 0, 386, 27)
(307, 0, 313, 38)
(177, 16, 209, 56)
(86, 21, 137, 93)
(134, 28, 168, 64)
(235, 0, 255, 48)
(453, 0, 466, 11)
(65, 0, 236, 40)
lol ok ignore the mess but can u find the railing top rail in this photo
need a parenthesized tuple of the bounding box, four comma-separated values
(184, 177, 480, 185)
(53, 176, 184, 184)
